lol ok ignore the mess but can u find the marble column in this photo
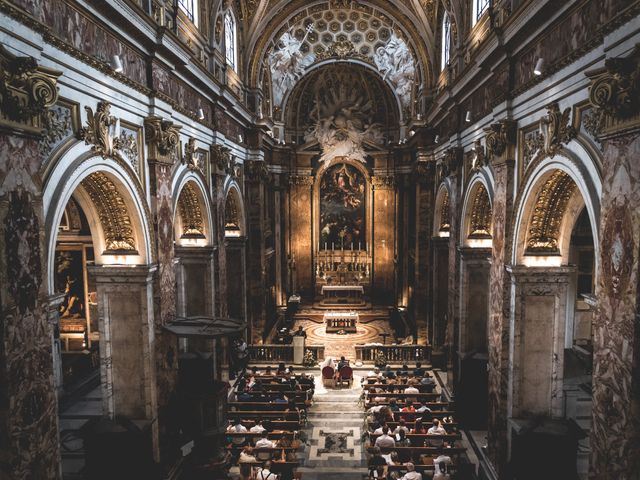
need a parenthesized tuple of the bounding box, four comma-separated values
(89, 264, 159, 460)
(245, 160, 269, 341)
(586, 49, 640, 479)
(486, 121, 516, 475)
(372, 175, 396, 302)
(507, 266, 574, 421)
(413, 160, 435, 344)
(288, 175, 314, 296)
(144, 116, 181, 411)
(0, 50, 62, 479)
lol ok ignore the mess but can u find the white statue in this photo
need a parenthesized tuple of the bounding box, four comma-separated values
(305, 79, 384, 164)
(373, 33, 416, 107)
(269, 25, 315, 107)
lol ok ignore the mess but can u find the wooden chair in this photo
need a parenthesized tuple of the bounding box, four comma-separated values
(337, 366, 353, 388)
(321, 366, 335, 388)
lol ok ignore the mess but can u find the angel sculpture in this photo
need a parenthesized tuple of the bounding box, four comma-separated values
(270, 25, 315, 106)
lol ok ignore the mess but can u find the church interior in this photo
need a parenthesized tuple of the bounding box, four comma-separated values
(0, 0, 639, 479)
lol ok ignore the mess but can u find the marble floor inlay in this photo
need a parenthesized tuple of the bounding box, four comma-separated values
(308, 425, 362, 461)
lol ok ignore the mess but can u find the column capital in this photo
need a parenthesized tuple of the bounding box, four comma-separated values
(586, 45, 640, 139)
(484, 120, 516, 166)
(144, 115, 181, 164)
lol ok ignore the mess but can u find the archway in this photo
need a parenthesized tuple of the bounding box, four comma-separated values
(224, 182, 247, 322)
(510, 159, 600, 477)
(44, 152, 157, 468)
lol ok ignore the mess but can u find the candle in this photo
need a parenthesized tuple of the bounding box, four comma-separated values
(351, 243, 353, 251)
(358, 242, 361, 250)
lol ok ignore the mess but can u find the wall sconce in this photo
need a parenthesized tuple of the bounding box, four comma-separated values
(465, 111, 472, 123)
(416, 113, 422, 120)
(534, 58, 544, 76)
(238, 134, 243, 143)
(111, 55, 123, 73)
(409, 130, 416, 137)
(435, 134, 440, 143)
(197, 108, 205, 120)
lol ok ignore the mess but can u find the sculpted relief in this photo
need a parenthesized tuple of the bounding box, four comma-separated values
(373, 33, 416, 108)
(269, 27, 316, 107)
(304, 70, 384, 164)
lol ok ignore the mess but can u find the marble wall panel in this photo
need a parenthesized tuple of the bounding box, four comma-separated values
(591, 132, 640, 479)
(372, 185, 395, 300)
(289, 180, 313, 295)
(0, 135, 61, 479)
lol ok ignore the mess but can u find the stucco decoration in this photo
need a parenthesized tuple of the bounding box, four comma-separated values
(269, 26, 316, 107)
(266, 7, 418, 112)
(373, 33, 415, 107)
(304, 70, 384, 163)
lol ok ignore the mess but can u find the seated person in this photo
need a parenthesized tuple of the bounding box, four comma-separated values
(427, 419, 447, 435)
(399, 462, 422, 480)
(383, 366, 396, 379)
(276, 363, 287, 375)
(433, 455, 452, 475)
(415, 402, 432, 414)
(419, 375, 435, 389)
(256, 461, 279, 480)
(401, 401, 415, 413)
(264, 366, 274, 376)
(372, 422, 386, 435)
(238, 446, 258, 480)
(335, 356, 350, 379)
(404, 384, 419, 395)
(388, 398, 400, 412)
(411, 418, 428, 434)
(433, 459, 451, 480)
(250, 420, 266, 433)
(255, 432, 276, 449)
(378, 406, 394, 424)
(273, 394, 289, 405)
(413, 362, 426, 377)
(374, 426, 396, 449)
(393, 419, 409, 436)
(368, 446, 388, 479)
(368, 402, 384, 415)
(227, 419, 248, 446)
(396, 364, 410, 377)
(395, 429, 411, 447)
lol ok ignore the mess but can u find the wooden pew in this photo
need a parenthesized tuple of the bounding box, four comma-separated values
(367, 420, 459, 430)
(366, 446, 466, 455)
(229, 401, 308, 410)
(369, 433, 461, 443)
(365, 401, 452, 409)
(365, 392, 442, 399)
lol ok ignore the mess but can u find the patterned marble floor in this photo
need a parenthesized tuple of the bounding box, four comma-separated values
(293, 317, 394, 360)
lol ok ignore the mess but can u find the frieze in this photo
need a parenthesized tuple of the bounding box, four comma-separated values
(371, 175, 395, 190)
(144, 115, 181, 164)
(0, 44, 60, 136)
(245, 160, 271, 183)
(289, 175, 314, 187)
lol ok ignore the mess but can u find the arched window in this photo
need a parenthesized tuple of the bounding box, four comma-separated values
(225, 11, 237, 71)
(472, 0, 490, 26)
(441, 11, 451, 71)
(178, 0, 198, 26)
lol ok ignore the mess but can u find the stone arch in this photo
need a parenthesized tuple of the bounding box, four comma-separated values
(223, 180, 246, 238)
(433, 182, 452, 237)
(460, 174, 494, 247)
(43, 148, 153, 294)
(512, 148, 601, 267)
(172, 171, 214, 247)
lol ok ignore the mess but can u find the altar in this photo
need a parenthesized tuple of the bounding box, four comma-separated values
(324, 311, 359, 333)
(320, 285, 365, 306)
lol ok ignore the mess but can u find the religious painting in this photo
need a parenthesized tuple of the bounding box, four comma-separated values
(320, 163, 366, 250)
(55, 248, 86, 319)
